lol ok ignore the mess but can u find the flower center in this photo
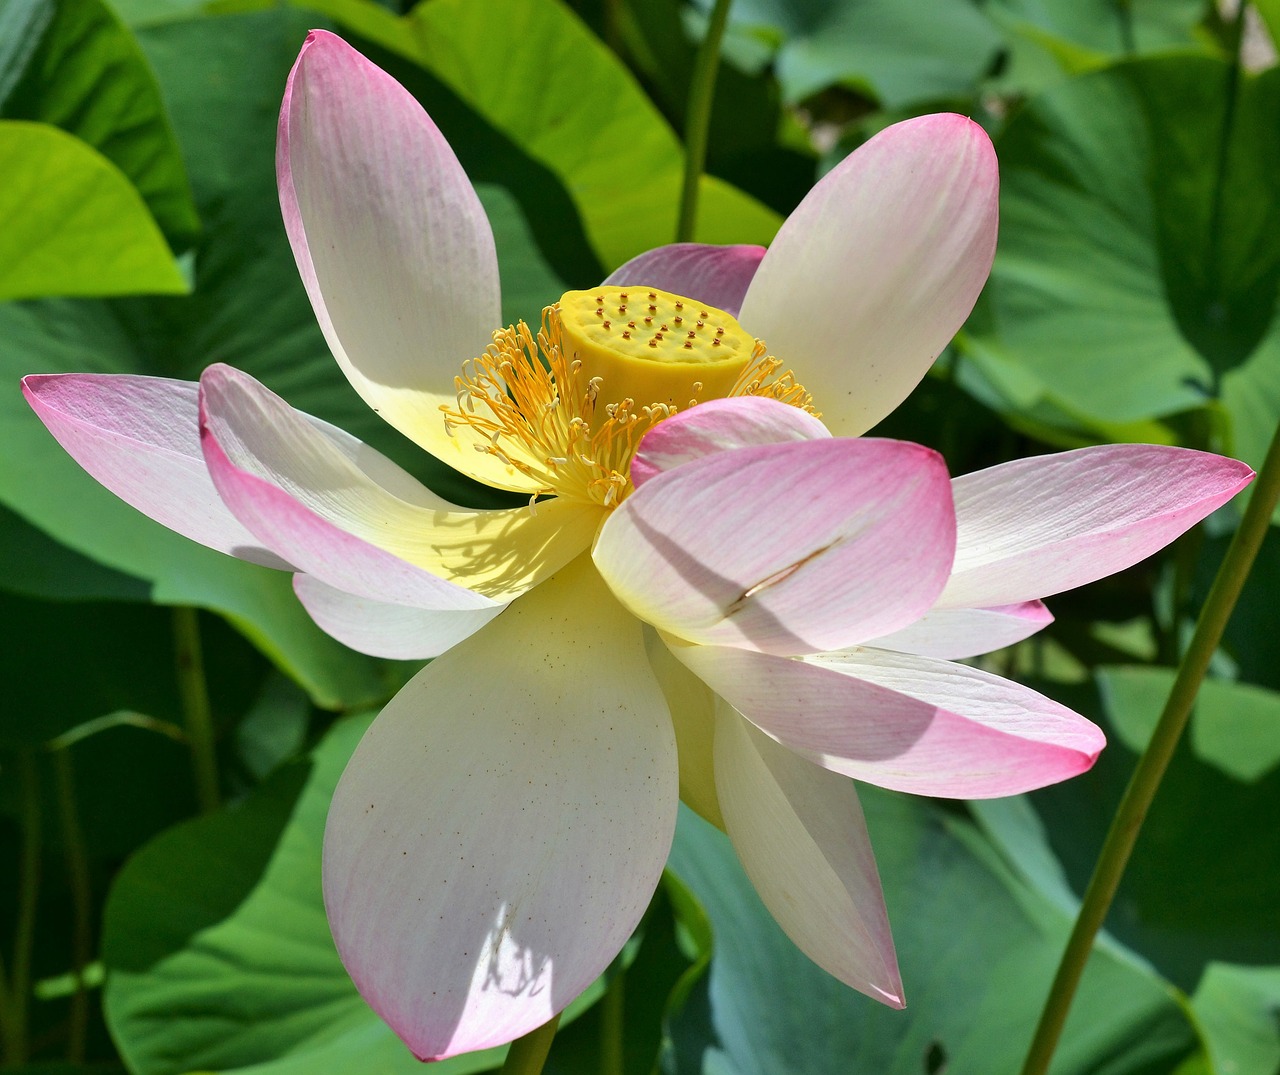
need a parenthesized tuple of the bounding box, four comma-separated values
(442, 286, 815, 509)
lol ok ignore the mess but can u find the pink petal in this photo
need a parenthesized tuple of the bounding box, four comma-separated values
(602, 243, 766, 317)
(198, 365, 498, 611)
(21, 373, 289, 569)
(671, 640, 1104, 798)
(596, 438, 954, 655)
(864, 601, 1053, 660)
(715, 706, 902, 1006)
(279, 32, 533, 491)
(324, 556, 677, 1060)
(292, 575, 503, 659)
(938, 445, 1255, 610)
(631, 396, 829, 488)
(737, 114, 998, 436)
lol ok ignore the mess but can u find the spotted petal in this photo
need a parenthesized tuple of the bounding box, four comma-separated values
(603, 243, 766, 317)
(324, 556, 678, 1060)
(938, 445, 1255, 609)
(671, 641, 1104, 798)
(279, 31, 537, 492)
(596, 437, 954, 655)
(737, 114, 998, 437)
(716, 705, 902, 1007)
(198, 364, 597, 603)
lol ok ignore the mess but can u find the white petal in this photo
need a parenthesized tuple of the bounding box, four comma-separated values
(738, 114, 998, 436)
(672, 640, 1104, 799)
(323, 555, 678, 1060)
(292, 575, 503, 659)
(939, 444, 1255, 609)
(716, 706, 902, 1006)
(596, 437, 954, 655)
(279, 31, 540, 492)
(863, 601, 1053, 660)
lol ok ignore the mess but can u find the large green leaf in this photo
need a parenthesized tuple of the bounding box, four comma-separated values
(0, 0, 199, 246)
(1190, 963, 1280, 1075)
(303, 0, 782, 271)
(962, 57, 1280, 481)
(665, 792, 1199, 1075)
(693, 0, 1002, 108)
(0, 120, 186, 299)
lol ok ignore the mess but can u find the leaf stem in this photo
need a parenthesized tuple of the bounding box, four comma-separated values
(52, 748, 91, 1062)
(173, 606, 220, 814)
(600, 964, 625, 1075)
(676, 0, 734, 242)
(1019, 418, 1280, 1075)
(1, 751, 41, 1065)
(500, 1013, 561, 1075)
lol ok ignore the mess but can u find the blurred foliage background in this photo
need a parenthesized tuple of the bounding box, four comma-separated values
(1, 0, 1279, 1072)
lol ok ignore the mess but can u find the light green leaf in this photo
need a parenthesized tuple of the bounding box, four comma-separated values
(0, 120, 185, 299)
(964, 57, 1280, 486)
(665, 793, 1199, 1075)
(1, 0, 199, 245)
(1190, 963, 1280, 1075)
(1098, 667, 1280, 784)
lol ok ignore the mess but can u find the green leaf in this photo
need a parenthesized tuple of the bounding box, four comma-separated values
(0, 120, 186, 299)
(304, 0, 782, 270)
(1190, 963, 1280, 1075)
(1097, 666, 1280, 784)
(692, 0, 1002, 108)
(964, 56, 1280, 484)
(665, 794, 1198, 1075)
(0, 0, 199, 246)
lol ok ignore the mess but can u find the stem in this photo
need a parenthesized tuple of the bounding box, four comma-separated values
(172, 607, 220, 814)
(500, 1013, 561, 1075)
(2, 752, 42, 1065)
(675, 0, 734, 242)
(600, 965, 625, 1075)
(1020, 419, 1280, 1075)
(52, 749, 91, 1063)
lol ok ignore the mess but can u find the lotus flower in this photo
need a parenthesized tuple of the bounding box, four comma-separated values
(22, 30, 1253, 1062)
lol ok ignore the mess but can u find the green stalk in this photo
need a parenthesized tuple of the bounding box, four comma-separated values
(500, 1013, 561, 1075)
(172, 606, 220, 814)
(675, 0, 734, 242)
(600, 965, 625, 1075)
(52, 748, 92, 1062)
(1020, 419, 1280, 1075)
(2, 751, 41, 1065)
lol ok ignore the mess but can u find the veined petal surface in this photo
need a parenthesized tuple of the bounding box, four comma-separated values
(864, 601, 1053, 660)
(715, 706, 902, 1007)
(279, 31, 535, 492)
(603, 243, 766, 318)
(631, 397, 829, 488)
(938, 444, 1255, 609)
(737, 114, 998, 436)
(323, 555, 678, 1060)
(671, 641, 1103, 798)
(292, 575, 503, 659)
(199, 364, 598, 602)
(22, 373, 288, 569)
(596, 438, 954, 655)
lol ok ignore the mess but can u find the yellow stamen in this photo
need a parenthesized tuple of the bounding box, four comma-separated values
(440, 286, 816, 509)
